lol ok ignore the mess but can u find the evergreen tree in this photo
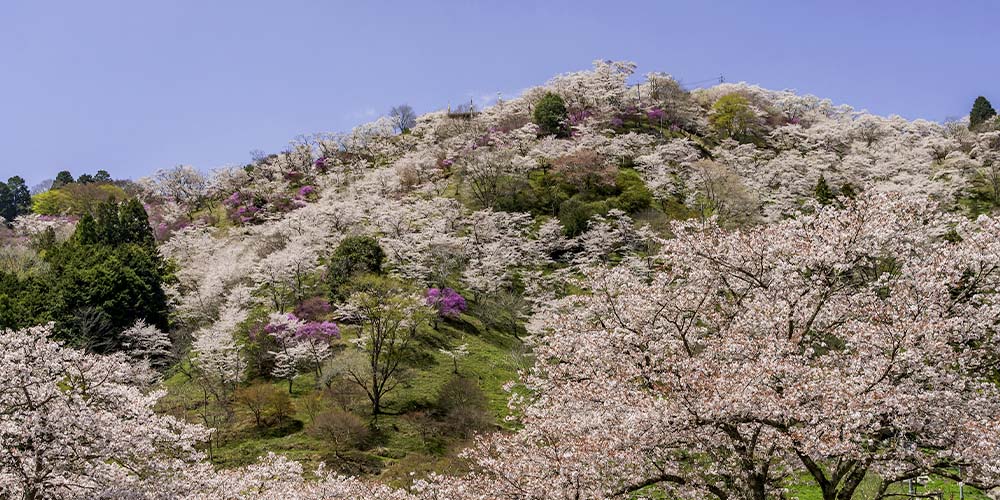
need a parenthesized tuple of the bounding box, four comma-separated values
(116, 198, 156, 249)
(94, 169, 112, 182)
(0, 176, 31, 223)
(49, 198, 169, 350)
(814, 174, 834, 205)
(533, 92, 569, 137)
(970, 96, 997, 129)
(73, 213, 99, 245)
(7, 176, 31, 218)
(0, 183, 9, 223)
(53, 170, 74, 189)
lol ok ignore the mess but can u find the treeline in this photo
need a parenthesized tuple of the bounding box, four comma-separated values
(0, 198, 169, 352)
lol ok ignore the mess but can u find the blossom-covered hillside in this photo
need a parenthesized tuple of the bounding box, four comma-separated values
(3, 61, 1000, 499)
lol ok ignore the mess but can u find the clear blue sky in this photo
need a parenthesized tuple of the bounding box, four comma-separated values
(1, 0, 996, 184)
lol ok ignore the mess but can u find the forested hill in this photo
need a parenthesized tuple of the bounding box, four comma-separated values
(2, 61, 1000, 499)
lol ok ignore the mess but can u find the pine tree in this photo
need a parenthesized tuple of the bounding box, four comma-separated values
(53, 170, 74, 189)
(970, 96, 997, 130)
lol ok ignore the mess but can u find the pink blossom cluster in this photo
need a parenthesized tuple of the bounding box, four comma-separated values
(264, 312, 340, 341)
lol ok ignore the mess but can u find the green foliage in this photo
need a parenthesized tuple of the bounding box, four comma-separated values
(525, 169, 569, 215)
(558, 197, 597, 237)
(53, 170, 74, 189)
(552, 168, 652, 236)
(814, 174, 834, 205)
(0, 272, 52, 330)
(0, 176, 31, 223)
(533, 92, 569, 137)
(31, 183, 128, 216)
(328, 235, 386, 297)
(0, 198, 167, 351)
(31, 189, 73, 215)
(46, 240, 169, 351)
(710, 93, 760, 143)
(612, 169, 652, 213)
(94, 169, 112, 182)
(970, 96, 997, 130)
(840, 182, 858, 200)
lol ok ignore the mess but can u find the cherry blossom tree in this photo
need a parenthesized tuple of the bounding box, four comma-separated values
(0, 324, 207, 500)
(456, 193, 1000, 500)
(121, 318, 173, 368)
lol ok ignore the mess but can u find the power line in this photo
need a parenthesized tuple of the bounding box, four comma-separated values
(678, 75, 725, 90)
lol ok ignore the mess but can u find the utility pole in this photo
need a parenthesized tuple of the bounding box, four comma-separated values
(958, 465, 965, 500)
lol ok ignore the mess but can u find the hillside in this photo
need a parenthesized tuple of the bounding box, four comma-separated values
(2, 61, 1000, 499)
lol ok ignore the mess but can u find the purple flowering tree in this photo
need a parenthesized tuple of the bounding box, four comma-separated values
(426, 288, 468, 327)
(264, 313, 340, 390)
(647, 107, 666, 127)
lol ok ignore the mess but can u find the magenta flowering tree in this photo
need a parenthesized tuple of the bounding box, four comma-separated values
(264, 313, 339, 389)
(425, 287, 467, 319)
(223, 190, 266, 225)
(297, 185, 316, 199)
(647, 107, 666, 125)
(295, 321, 340, 341)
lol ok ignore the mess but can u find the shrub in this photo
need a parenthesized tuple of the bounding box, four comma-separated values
(235, 382, 295, 428)
(533, 92, 569, 137)
(613, 169, 652, 213)
(558, 198, 605, 237)
(308, 408, 370, 454)
(433, 376, 491, 438)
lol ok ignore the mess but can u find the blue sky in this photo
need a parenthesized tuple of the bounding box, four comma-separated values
(0, 1, 996, 184)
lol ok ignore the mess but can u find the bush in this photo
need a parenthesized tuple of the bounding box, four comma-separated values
(235, 382, 295, 428)
(533, 92, 569, 137)
(309, 408, 370, 454)
(432, 376, 491, 438)
(613, 169, 652, 213)
(559, 198, 608, 237)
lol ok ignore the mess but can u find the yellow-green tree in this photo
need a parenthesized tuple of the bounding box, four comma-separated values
(710, 93, 760, 142)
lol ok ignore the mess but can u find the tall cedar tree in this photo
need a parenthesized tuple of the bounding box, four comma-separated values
(970, 96, 997, 129)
